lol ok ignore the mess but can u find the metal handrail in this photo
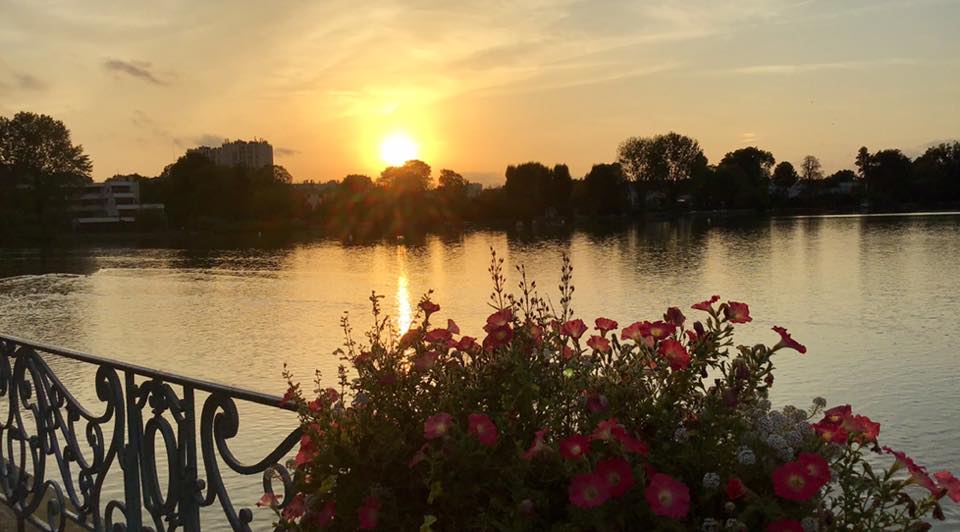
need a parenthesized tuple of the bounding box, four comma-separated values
(0, 334, 301, 531)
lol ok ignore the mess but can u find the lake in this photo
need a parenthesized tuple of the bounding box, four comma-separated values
(2, 213, 959, 529)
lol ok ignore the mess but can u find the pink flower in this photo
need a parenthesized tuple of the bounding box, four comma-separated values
(485, 308, 513, 328)
(358, 495, 381, 530)
(644, 320, 676, 340)
(663, 307, 686, 327)
(418, 300, 440, 315)
(408, 443, 429, 468)
(256, 492, 279, 508)
(527, 322, 545, 345)
(658, 338, 691, 371)
(934, 471, 960, 503)
(772, 326, 807, 353)
(843, 414, 880, 443)
(724, 301, 752, 323)
(424, 328, 452, 344)
(691, 295, 720, 311)
(559, 434, 591, 460)
(585, 392, 608, 414)
(281, 385, 299, 405)
(766, 519, 803, 532)
(797, 452, 831, 489)
(823, 405, 852, 424)
(645, 473, 690, 518)
(560, 319, 588, 340)
(424, 412, 453, 440)
(412, 351, 439, 371)
(468, 413, 499, 447)
(454, 336, 478, 352)
(591, 418, 625, 441)
(446, 319, 460, 334)
(586, 335, 611, 353)
(883, 447, 938, 494)
(295, 430, 319, 466)
(772, 461, 819, 502)
(616, 431, 649, 455)
(482, 325, 513, 350)
(282, 493, 306, 520)
(595, 317, 619, 335)
(812, 421, 848, 444)
(620, 321, 645, 342)
(568, 472, 610, 508)
(597, 457, 635, 498)
(521, 429, 548, 461)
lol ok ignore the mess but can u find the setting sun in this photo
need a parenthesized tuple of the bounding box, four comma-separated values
(380, 133, 419, 166)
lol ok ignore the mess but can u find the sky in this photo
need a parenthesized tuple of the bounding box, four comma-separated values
(1, 0, 958, 184)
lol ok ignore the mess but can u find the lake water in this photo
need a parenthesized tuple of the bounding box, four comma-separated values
(2, 213, 959, 529)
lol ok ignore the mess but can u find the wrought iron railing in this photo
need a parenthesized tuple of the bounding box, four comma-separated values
(0, 334, 302, 531)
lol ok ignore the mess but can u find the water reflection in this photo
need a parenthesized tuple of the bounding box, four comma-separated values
(396, 247, 413, 333)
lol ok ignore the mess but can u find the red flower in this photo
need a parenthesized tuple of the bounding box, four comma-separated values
(645, 320, 676, 340)
(586, 335, 611, 353)
(772, 326, 807, 353)
(482, 325, 513, 350)
(568, 472, 610, 508)
(591, 418, 625, 441)
(468, 413, 499, 447)
(772, 461, 819, 502)
(620, 321, 645, 342)
(559, 434, 591, 460)
(766, 519, 803, 532)
(595, 317, 619, 335)
(295, 430, 319, 466)
(663, 307, 686, 327)
(797, 452, 831, 488)
(521, 429, 548, 461)
(844, 414, 880, 443)
(424, 328, 452, 344)
(256, 492, 279, 508)
(658, 338, 691, 371)
(527, 322, 545, 345)
(725, 476, 746, 500)
(398, 327, 421, 348)
(485, 308, 513, 328)
(446, 319, 460, 334)
(282, 493, 306, 520)
(418, 300, 440, 315)
(597, 457, 635, 498)
(883, 447, 938, 494)
(617, 431, 650, 455)
(585, 392, 608, 413)
(412, 351, 439, 371)
(281, 385, 299, 405)
(424, 412, 453, 440)
(724, 301, 752, 323)
(561, 319, 588, 340)
(645, 473, 691, 518)
(812, 421, 848, 444)
(934, 471, 960, 503)
(454, 336, 478, 352)
(691, 295, 720, 311)
(358, 495, 381, 530)
(823, 405, 852, 424)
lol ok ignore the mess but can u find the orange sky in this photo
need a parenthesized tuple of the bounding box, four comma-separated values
(1, 0, 957, 185)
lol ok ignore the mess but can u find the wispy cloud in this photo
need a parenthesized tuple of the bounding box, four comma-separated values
(275, 147, 299, 157)
(103, 59, 167, 85)
(739, 132, 758, 144)
(732, 58, 917, 75)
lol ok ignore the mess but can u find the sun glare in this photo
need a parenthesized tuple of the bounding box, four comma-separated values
(380, 133, 419, 166)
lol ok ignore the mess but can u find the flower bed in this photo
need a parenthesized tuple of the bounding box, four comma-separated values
(267, 251, 959, 530)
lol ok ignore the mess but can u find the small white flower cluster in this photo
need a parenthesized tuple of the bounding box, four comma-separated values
(749, 404, 814, 461)
(724, 517, 747, 530)
(736, 446, 756, 465)
(702, 472, 721, 489)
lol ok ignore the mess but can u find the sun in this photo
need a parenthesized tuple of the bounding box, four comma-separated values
(380, 133, 419, 166)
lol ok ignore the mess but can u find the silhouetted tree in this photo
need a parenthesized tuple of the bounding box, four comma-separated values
(864, 149, 913, 206)
(855, 147, 871, 179)
(800, 155, 823, 181)
(504, 162, 553, 220)
(379, 160, 432, 193)
(912, 142, 960, 203)
(772, 161, 800, 189)
(699, 147, 774, 209)
(438, 169, 467, 190)
(582, 163, 627, 215)
(617, 132, 707, 183)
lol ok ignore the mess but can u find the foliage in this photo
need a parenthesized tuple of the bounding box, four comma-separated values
(272, 252, 958, 530)
(617, 132, 707, 183)
(772, 162, 799, 190)
(379, 160, 433, 194)
(800, 156, 824, 181)
(581, 163, 628, 216)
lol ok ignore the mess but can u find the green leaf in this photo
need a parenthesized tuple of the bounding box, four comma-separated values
(427, 481, 443, 504)
(420, 514, 437, 532)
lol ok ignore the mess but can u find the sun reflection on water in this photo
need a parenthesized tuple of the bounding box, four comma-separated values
(396, 248, 412, 332)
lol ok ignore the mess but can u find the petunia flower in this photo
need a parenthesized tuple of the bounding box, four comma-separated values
(521, 429, 549, 461)
(724, 301, 752, 323)
(772, 461, 819, 502)
(468, 413, 499, 447)
(256, 492, 279, 508)
(446, 319, 460, 334)
(725, 476, 746, 500)
(485, 308, 513, 328)
(645, 473, 691, 518)
(691, 295, 721, 311)
(883, 447, 939, 494)
(812, 421, 848, 444)
(482, 325, 513, 350)
(597, 457, 635, 498)
(560, 319, 588, 340)
(424, 412, 453, 440)
(358, 495, 381, 530)
(797, 452, 831, 489)
(418, 300, 440, 315)
(663, 307, 686, 327)
(282, 493, 306, 520)
(771, 326, 807, 353)
(658, 339, 691, 371)
(595, 317, 619, 336)
(568, 472, 610, 508)
(934, 471, 960, 503)
(620, 322, 645, 342)
(644, 320, 676, 340)
(412, 351, 440, 371)
(454, 336, 478, 353)
(424, 328, 453, 344)
(559, 434, 591, 460)
(591, 418, 625, 441)
(586, 335, 611, 353)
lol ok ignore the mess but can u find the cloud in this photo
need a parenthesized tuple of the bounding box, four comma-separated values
(275, 147, 299, 157)
(732, 58, 917, 75)
(739, 132, 758, 145)
(103, 59, 166, 85)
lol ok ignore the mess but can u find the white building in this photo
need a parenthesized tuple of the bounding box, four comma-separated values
(71, 177, 165, 227)
(188, 139, 274, 169)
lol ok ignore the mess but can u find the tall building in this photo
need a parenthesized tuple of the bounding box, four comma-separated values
(188, 139, 274, 169)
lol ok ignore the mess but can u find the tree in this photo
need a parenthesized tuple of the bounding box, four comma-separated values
(800, 155, 823, 181)
(865, 149, 913, 205)
(700, 147, 775, 209)
(617, 132, 706, 183)
(438, 169, 467, 190)
(582, 163, 627, 215)
(772, 161, 799, 189)
(379, 160, 432, 193)
(855, 147, 871, 180)
(912, 142, 960, 203)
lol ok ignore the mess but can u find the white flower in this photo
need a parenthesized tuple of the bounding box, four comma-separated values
(736, 446, 756, 465)
(766, 433, 788, 450)
(756, 416, 774, 435)
(725, 518, 745, 530)
(723, 501, 736, 513)
(702, 472, 721, 489)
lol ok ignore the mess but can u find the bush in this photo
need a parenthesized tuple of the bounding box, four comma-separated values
(268, 250, 959, 531)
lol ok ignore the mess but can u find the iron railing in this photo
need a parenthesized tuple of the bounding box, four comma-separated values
(0, 334, 302, 531)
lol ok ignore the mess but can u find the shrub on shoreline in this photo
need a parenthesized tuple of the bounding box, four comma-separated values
(268, 250, 959, 530)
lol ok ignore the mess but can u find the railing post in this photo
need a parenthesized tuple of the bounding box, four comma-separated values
(123, 370, 143, 530)
(180, 386, 202, 531)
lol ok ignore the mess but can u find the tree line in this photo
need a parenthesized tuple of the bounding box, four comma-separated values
(2, 111, 958, 240)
